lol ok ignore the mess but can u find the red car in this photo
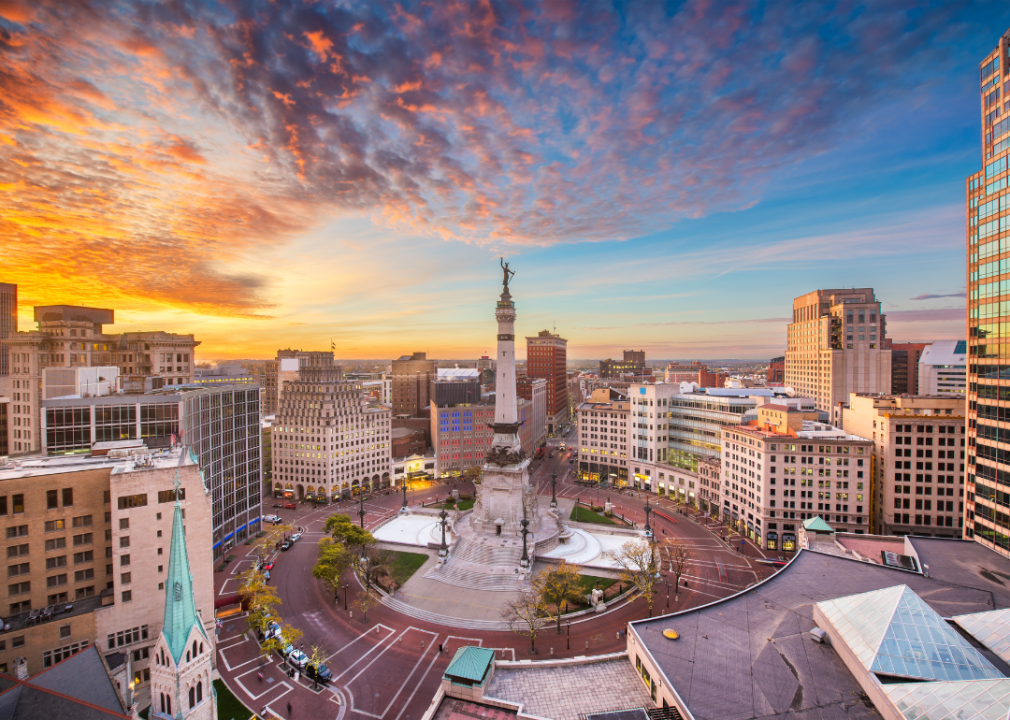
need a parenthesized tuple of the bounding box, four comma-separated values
(264, 561, 275, 572)
(283, 503, 296, 510)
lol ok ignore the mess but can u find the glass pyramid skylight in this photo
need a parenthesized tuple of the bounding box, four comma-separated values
(816, 585, 1004, 682)
(953, 608, 1010, 666)
(885, 678, 1010, 720)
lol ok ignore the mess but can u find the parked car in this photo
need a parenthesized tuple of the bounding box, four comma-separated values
(264, 561, 275, 572)
(263, 570, 271, 582)
(305, 661, 332, 684)
(280, 540, 292, 551)
(283, 502, 296, 510)
(263, 514, 282, 524)
(290, 532, 302, 543)
(265, 622, 282, 641)
(272, 503, 283, 508)
(285, 646, 309, 669)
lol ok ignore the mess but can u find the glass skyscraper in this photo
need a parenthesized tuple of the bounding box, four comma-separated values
(967, 30, 1010, 559)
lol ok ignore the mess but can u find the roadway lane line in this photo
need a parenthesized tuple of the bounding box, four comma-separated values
(328, 625, 396, 679)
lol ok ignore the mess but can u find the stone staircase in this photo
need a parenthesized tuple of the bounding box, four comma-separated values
(423, 536, 528, 592)
(377, 593, 514, 631)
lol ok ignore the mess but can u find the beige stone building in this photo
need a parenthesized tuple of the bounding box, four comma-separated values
(721, 404, 873, 550)
(0, 444, 213, 708)
(272, 356, 392, 501)
(576, 388, 630, 486)
(837, 393, 966, 538)
(785, 289, 892, 413)
(5, 305, 198, 456)
(697, 457, 722, 514)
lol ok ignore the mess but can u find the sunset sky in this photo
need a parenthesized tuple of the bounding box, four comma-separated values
(2, 1, 1005, 360)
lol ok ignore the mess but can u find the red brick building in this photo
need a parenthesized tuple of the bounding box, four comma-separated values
(526, 330, 569, 436)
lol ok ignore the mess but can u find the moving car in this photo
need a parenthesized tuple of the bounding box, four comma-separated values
(305, 661, 332, 684)
(272, 503, 283, 508)
(283, 502, 296, 510)
(263, 514, 282, 524)
(290, 532, 302, 543)
(285, 647, 309, 669)
(264, 561, 275, 572)
(280, 540, 292, 551)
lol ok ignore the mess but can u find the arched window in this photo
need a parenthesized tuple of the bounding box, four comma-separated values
(196, 681, 203, 703)
(186, 650, 191, 663)
(192, 640, 198, 658)
(199, 642, 204, 654)
(167, 695, 172, 715)
(189, 686, 195, 709)
(160, 693, 166, 714)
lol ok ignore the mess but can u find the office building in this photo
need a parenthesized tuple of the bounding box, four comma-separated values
(0, 283, 15, 378)
(431, 368, 482, 406)
(838, 393, 965, 538)
(886, 341, 928, 395)
(431, 397, 537, 477)
(272, 355, 392, 501)
(664, 361, 727, 388)
(0, 445, 213, 707)
(721, 404, 872, 548)
(516, 376, 547, 449)
(42, 366, 119, 400)
(784, 289, 892, 412)
(262, 349, 337, 415)
(918, 340, 967, 396)
(598, 350, 649, 380)
(966, 29, 1010, 558)
(526, 330, 568, 436)
(4, 305, 199, 456)
(41, 385, 262, 557)
(697, 456, 722, 514)
(576, 388, 629, 486)
(0, 378, 9, 458)
(391, 352, 436, 418)
(766, 356, 785, 385)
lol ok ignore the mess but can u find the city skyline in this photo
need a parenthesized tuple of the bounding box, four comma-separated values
(4, 2, 1005, 359)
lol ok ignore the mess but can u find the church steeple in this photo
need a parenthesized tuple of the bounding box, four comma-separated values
(163, 474, 207, 664)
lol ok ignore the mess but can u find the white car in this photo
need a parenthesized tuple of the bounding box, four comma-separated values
(265, 622, 281, 641)
(285, 647, 309, 669)
(290, 532, 302, 543)
(263, 514, 282, 524)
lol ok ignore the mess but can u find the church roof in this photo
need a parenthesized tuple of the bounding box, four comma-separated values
(162, 487, 207, 664)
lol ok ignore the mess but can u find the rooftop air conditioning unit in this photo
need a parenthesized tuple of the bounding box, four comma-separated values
(810, 627, 827, 644)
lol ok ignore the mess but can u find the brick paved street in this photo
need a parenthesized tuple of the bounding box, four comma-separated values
(214, 443, 779, 720)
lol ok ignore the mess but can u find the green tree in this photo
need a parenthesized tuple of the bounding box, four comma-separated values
(608, 540, 661, 617)
(501, 573, 548, 653)
(253, 523, 294, 561)
(540, 563, 584, 634)
(238, 569, 282, 636)
(312, 538, 351, 603)
(307, 644, 327, 690)
(324, 513, 374, 553)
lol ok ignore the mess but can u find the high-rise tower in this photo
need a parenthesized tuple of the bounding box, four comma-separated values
(966, 30, 1010, 559)
(0, 283, 15, 377)
(471, 261, 541, 535)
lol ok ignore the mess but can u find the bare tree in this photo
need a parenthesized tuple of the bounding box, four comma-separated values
(353, 586, 378, 622)
(501, 576, 548, 653)
(607, 540, 661, 617)
(663, 539, 692, 595)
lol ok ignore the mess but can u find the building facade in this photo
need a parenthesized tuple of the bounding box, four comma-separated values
(431, 398, 536, 477)
(0, 447, 213, 707)
(516, 376, 547, 449)
(697, 457, 722, 514)
(784, 289, 892, 412)
(576, 388, 629, 486)
(599, 350, 649, 380)
(766, 356, 785, 385)
(391, 352, 436, 418)
(271, 358, 392, 502)
(431, 368, 482, 407)
(263, 350, 339, 416)
(41, 385, 262, 558)
(526, 330, 568, 436)
(966, 30, 1010, 558)
(721, 405, 873, 550)
(886, 341, 928, 395)
(4, 305, 199, 456)
(0, 283, 15, 378)
(838, 393, 966, 538)
(664, 361, 727, 388)
(917, 340, 967, 397)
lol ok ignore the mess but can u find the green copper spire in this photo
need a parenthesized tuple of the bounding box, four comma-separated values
(162, 471, 207, 664)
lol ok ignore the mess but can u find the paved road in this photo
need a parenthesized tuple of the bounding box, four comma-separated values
(215, 455, 779, 720)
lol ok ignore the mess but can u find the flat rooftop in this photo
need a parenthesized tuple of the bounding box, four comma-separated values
(631, 546, 1010, 720)
(0, 444, 193, 481)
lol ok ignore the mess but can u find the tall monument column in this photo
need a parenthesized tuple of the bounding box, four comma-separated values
(472, 260, 541, 535)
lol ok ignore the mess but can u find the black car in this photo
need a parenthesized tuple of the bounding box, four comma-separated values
(306, 662, 332, 684)
(280, 540, 292, 551)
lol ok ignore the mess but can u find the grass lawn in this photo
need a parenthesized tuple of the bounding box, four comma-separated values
(389, 550, 429, 587)
(456, 499, 474, 510)
(578, 575, 618, 594)
(569, 505, 618, 525)
(214, 679, 252, 720)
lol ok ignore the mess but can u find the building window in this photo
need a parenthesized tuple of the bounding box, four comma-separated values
(121, 590, 132, 603)
(117, 494, 148, 510)
(47, 489, 58, 510)
(44, 520, 66, 532)
(12, 495, 23, 514)
(62, 488, 73, 507)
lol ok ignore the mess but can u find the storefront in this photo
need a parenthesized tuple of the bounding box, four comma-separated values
(782, 533, 796, 551)
(766, 532, 778, 551)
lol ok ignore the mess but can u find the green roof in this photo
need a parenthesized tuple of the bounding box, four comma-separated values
(803, 516, 834, 533)
(444, 646, 494, 684)
(162, 484, 207, 664)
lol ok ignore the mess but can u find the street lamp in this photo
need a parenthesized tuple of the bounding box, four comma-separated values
(401, 481, 408, 511)
(358, 495, 366, 529)
(644, 497, 653, 541)
(343, 582, 348, 610)
(438, 502, 449, 558)
(550, 473, 558, 509)
(519, 504, 530, 569)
